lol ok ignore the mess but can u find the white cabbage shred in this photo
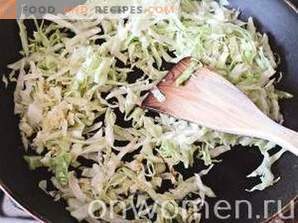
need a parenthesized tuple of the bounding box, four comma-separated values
(8, 0, 291, 222)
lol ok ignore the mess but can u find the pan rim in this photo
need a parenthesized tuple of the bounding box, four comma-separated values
(1, 177, 296, 222)
(0, 179, 47, 223)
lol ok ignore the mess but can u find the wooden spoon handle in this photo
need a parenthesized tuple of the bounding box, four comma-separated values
(263, 121, 298, 156)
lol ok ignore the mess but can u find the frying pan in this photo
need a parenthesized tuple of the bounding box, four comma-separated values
(0, 0, 297, 222)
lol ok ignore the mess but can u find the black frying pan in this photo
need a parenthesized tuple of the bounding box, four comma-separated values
(0, 0, 297, 222)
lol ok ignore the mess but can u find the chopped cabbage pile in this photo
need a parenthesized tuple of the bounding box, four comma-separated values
(7, 0, 291, 222)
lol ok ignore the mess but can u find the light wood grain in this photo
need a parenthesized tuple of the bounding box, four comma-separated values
(143, 58, 298, 155)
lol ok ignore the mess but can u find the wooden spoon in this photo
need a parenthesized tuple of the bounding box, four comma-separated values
(142, 57, 298, 156)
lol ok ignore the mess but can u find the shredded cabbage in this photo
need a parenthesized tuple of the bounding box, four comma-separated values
(176, 59, 201, 86)
(2, 75, 8, 88)
(7, 0, 292, 222)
